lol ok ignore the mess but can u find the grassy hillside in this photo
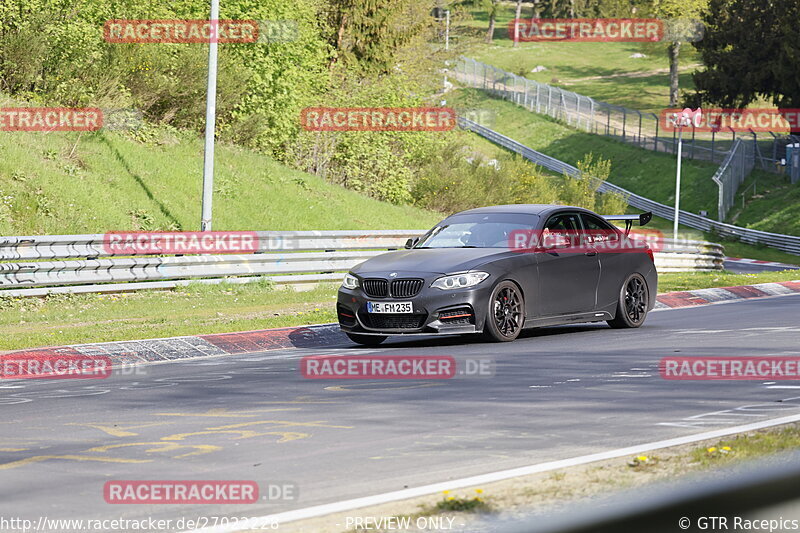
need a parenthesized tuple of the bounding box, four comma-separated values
(452, 89, 800, 238)
(456, 2, 701, 113)
(0, 126, 440, 235)
(451, 89, 723, 218)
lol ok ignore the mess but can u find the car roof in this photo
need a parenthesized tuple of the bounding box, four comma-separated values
(452, 204, 594, 217)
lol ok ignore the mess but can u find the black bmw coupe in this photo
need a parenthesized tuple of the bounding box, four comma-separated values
(337, 204, 657, 345)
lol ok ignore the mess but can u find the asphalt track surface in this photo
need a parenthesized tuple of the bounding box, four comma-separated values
(2, 294, 800, 530)
(723, 259, 799, 274)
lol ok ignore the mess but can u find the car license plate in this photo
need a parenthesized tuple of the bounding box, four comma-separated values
(367, 301, 413, 314)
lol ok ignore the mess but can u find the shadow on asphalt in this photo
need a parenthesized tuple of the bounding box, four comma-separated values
(345, 323, 615, 350)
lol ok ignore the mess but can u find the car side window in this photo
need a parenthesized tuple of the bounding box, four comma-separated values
(543, 213, 581, 248)
(544, 213, 580, 232)
(581, 213, 619, 244)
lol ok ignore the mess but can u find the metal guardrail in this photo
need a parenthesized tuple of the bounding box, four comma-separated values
(0, 231, 721, 297)
(458, 117, 800, 255)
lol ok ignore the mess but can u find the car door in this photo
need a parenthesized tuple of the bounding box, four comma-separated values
(536, 212, 600, 316)
(580, 212, 628, 313)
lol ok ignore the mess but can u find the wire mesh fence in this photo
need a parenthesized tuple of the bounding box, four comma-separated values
(712, 138, 755, 221)
(453, 57, 798, 173)
(453, 56, 800, 222)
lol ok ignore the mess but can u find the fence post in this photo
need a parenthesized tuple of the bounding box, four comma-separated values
(606, 106, 611, 135)
(622, 108, 627, 141)
(711, 130, 716, 162)
(637, 110, 642, 146)
(690, 126, 696, 159)
(523, 78, 528, 108)
(653, 113, 659, 152)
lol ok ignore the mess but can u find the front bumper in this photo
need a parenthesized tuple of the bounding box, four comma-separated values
(337, 283, 492, 336)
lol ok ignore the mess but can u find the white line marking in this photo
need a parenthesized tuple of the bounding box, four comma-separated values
(183, 413, 800, 533)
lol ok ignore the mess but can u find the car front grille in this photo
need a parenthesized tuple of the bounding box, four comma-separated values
(360, 313, 427, 330)
(362, 278, 423, 298)
(362, 279, 389, 298)
(390, 279, 424, 298)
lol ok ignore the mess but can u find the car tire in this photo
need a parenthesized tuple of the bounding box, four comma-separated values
(607, 273, 649, 329)
(482, 280, 525, 342)
(346, 333, 387, 346)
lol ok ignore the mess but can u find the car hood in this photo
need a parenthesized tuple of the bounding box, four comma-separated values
(351, 248, 512, 277)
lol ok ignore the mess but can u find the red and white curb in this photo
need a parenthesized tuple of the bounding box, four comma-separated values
(2, 281, 799, 364)
(1, 324, 346, 368)
(654, 280, 800, 310)
(726, 257, 800, 270)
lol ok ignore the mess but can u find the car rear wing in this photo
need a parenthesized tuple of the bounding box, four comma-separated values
(602, 212, 652, 234)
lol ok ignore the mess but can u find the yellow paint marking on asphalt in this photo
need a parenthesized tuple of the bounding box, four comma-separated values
(65, 422, 169, 437)
(0, 448, 28, 452)
(206, 420, 353, 430)
(0, 454, 150, 470)
(86, 442, 221, 458)
(159, 429, 309, 442)
(155, 407, 300, 418)
(324, 382, 442, 392)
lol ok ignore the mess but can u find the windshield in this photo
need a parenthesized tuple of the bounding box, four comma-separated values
(416, 213, 540, 249)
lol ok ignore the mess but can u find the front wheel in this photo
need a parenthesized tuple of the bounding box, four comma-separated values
(482, 281, 525, 342)
(346, 333, 387, 346)
(607, 273, 649, 329)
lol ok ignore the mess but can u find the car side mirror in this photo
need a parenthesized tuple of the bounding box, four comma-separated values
(405, 237, 418, 249)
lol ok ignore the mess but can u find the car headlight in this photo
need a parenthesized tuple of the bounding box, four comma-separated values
(341, 273, 359, 289)
(431, 272, 489, 290)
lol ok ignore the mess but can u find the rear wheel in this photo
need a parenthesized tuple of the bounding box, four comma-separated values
(607, 273, 649, 329)
(482, 281, 524, 342)
(346, 333, 387, 346)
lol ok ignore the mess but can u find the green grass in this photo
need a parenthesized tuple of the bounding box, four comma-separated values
(0, 126, 440, 235)
(0, 282, 340, 351)
(726, 169, 800, 236)
(692, 426, 800, 468)
(657, 270, 799, 293)
(457, 2, 701, 113)
(451, 88, 722, 218)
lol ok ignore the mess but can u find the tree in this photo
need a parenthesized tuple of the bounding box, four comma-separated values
(513, 0, 523, 47)
(647, 0, 708, 107)
(323, 0, 432, 74)
(480, 0, 500, 43)
(689, 0, 800, 133)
